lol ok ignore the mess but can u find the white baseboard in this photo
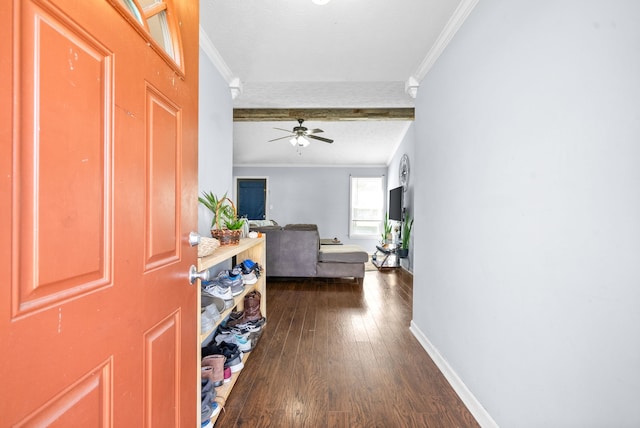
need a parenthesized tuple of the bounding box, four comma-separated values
(410, 321, 498, 428)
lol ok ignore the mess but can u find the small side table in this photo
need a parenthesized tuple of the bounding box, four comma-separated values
(372, 244, 400, 269)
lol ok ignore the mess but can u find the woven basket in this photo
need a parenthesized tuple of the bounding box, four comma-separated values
(197, 237, 220, 257)
(210, 196, 242, 245)
(211, 228, 241, 246)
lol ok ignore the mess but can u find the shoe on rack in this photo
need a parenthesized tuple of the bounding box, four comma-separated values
(201, 377, 216, 403)
(243, 290, 263, 321)
(228, 310, 243, 321)
(201, 378, 216, 422)
(234, 260, 260, 284)
(201, 310, 215, 334)
(201, 291, 225, 312)
(223, 366, 232, 383)
(220, 312, 265, 335)
(201, 366, 214, 382)
(227, 318, 264, 334)
(241, 259, 259, 274)
(229, 281, 244, 297)
(204, 303, 221, 324)
(210, 401, 221, 420)
(227, 290, 263, 328)
(202, 281, 233, 301)
(214, 331, 252, 353)
(201, 354, 226, 387)
(241, 271, 258, 285)
(201, 397, 213, 422)
(215, 270, 244, 288)
(217, 341, 244, 373)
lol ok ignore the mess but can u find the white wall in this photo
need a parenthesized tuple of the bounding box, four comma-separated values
(412, 1, 640, 426)
(198, 48, 234, 236)
(233, 166, 387, 253)
(387, 124, 416, 271)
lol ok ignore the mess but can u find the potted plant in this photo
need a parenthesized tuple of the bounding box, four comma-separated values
(381, 214, 392, 245)
(198, 191, 245, 245)
(398, 214, 413, 258)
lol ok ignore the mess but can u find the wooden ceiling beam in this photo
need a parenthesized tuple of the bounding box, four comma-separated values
(233, 108, 414, 122)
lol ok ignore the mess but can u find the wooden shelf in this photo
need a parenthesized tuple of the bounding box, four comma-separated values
(197, 237, 265, 272)
(196, 236, 266, 427)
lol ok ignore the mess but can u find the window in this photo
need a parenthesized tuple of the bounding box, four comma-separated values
(350, 176, 384, 238)
(115, 0, 183, 69)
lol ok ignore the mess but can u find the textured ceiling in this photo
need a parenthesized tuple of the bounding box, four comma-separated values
(199, 0, 468, 166)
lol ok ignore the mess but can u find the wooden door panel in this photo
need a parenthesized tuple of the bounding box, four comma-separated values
(14, 358, 113, 427)
(145, 87, 180, 270)
(144, 311, 181, 427)
(15, 0, 113, 317)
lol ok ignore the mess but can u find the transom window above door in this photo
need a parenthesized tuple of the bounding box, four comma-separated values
(112, 0, 184, 72)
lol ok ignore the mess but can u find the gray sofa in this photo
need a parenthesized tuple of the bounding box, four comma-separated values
(250, 223, 368, 279)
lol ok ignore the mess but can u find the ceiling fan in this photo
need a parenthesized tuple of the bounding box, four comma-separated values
(268, 118, 334, 147)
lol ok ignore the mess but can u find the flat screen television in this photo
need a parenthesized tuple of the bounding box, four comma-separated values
(388, 186, 403, 221)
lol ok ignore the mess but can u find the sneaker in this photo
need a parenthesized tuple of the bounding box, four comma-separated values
(215, 331, 252, 352)
(204, 303, 221, 323)
(228, 310, 243, 321)
(231, 319, 265, 334)
(223, 366, 232, 383)
(210, 401, 221, 419)
(203, 281, 233, 301)
(218, 317, 264, 335)
(201, 310, 215, 334)
(241, 259, 258, 272)
(201, 378, 216, 422)
(201, 398, 213, 422)
(230, 281, 245, 296)
(201, 292, 225, 312)
(215, 270, 244, 288)
(241, 271, 258, 285)
(234, 260, 260, 284)
(217, 341, 244, 373)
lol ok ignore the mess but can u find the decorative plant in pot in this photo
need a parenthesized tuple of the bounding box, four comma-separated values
(398, 214, 413, 258)
(198, 191, 245, 246)
(381, 214, 393, 246)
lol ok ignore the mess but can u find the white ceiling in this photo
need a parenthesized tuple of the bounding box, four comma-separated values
(199, 0, 472, 166)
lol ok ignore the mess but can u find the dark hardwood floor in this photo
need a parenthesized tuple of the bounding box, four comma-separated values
(215, 268, 480, 428)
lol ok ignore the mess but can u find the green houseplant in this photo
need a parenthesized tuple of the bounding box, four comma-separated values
(198, 191, 244, 245)
(398, 214, 413, 258)
(381, 214, 392, 244)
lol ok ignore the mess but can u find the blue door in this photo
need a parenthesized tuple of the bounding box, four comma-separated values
(237, 178, 266, 220)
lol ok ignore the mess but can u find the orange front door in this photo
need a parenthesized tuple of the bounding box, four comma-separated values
(0, 0, 199, 426)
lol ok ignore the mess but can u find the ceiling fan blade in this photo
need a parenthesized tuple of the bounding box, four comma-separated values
(273, 127, 294, 133)
(308, 134, 334, 144)
(268, 135, 294, 142)
(306, 128, 324, 134)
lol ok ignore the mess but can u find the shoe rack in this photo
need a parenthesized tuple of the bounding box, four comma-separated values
(197, 236, 266, 426)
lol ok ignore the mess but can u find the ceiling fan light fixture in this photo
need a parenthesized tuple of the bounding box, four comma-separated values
(312, 0, 330, 5)
(290, 136, 310, 147)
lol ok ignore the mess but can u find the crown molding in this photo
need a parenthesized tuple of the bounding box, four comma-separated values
(405, 0, 479, 98)
(199, 26, 243, 99)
